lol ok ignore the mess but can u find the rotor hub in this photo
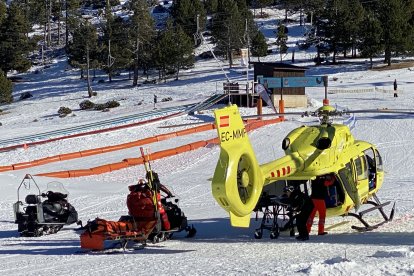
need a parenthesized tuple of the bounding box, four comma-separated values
(240, 170, 250, 188)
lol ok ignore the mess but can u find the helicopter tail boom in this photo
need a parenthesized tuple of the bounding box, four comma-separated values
(212, 105, 264, 227)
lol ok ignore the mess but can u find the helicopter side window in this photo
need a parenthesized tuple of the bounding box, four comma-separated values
(364, 149, 377, 190)
(354, 156, 368, 181)
(374, 149, 383, 172)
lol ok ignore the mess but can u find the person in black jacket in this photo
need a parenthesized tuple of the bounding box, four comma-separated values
(393, 79, 398, 97)
(284, 186, 314, 241)
(153, 94, 158, 109)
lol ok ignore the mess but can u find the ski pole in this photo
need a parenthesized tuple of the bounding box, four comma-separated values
(139, 147, 158, 211)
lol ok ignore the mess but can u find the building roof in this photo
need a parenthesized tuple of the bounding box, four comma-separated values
(250, 62, 308, 71)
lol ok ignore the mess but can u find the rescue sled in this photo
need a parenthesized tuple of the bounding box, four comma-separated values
(13, 174, 80, 237)
(80, 159, 196, 251)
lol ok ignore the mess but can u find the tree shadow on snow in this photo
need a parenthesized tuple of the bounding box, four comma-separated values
(0, 228, 196, 255)
(0, 239, 81, 255)
(0, 230, 19, 239)
(188, 113, 215, 123)
(0, 237, 196, 256)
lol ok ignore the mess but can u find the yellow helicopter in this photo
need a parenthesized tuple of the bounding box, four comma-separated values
(211, 94, 412, 232)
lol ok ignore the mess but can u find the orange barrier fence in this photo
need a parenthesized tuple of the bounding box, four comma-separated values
(3, 123, 215, 172)
(34, 118, 283, 178)
(35, 139, 213, 178)
(80, 149, 104, 157)
(0, 165, 14, 172)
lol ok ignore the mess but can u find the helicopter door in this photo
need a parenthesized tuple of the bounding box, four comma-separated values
(353, 155, 369, 199)
(338, 162, 360, 211)
(364, 148, 378, 191)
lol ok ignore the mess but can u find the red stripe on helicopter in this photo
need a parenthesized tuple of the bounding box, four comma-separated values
(270, 166, 291, 178)
(219, 115, 229, 127)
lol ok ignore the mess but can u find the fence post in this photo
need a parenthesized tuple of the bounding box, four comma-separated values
(257, 97, 262, 116)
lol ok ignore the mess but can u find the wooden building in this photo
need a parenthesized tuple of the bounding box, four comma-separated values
(252, 62, 309, 108)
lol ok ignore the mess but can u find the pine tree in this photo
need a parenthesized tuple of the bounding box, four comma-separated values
(172, 24, 195, 80)
(257, 0, 272, 17)
(129, 0, 156, 85)
(67, 21, 100, 97)
(250, 31, 267, 62)
(204, 0, 218, 14)
(0, 69, 13, 104)
(9, 0, 32, 35)
(170, 0, 206, 38)
(104, 16, 132, 81)
(278, 0, 296, 22)
(152, 20, 194, 81)
(51, 0, 64, 45)
(358, 11, 383, 69)
(152, 20, 175, 81)
(345, 0, 364, 58)
(65, 0, 81, 49)
(102, 0, 115, 82)
(0, 1, 6, 25)
(303, 0, 325, 25)
(211, 0, 244, 67)
(0, 2, 32, 76)
(315, 0, 361, 63)
(275, 23, 288, 61)
(377, 0, 409, 66)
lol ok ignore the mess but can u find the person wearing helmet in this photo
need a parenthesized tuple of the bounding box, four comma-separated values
(284, 185, 314, 241)
(133, 179, 148, 191)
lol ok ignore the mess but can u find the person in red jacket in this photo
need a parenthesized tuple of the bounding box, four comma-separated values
(307, 174, 334, 235)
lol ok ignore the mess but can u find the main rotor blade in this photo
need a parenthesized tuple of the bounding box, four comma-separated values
(241, 111, 306, 119)
(341, 108, 414, 114)
(158, 107, 414, 128)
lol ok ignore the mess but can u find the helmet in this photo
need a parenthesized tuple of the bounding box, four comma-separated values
(283, 186, 295, 193)
(136, 179, 148, 190)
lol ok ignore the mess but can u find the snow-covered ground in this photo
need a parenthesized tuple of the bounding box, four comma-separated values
(1, 8, 414, 276)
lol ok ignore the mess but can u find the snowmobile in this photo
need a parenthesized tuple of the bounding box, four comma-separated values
(13, 174, 80, 237)
(80, 150, 196, 251)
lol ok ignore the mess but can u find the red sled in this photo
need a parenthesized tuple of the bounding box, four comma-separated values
(80, 217, 157, 250)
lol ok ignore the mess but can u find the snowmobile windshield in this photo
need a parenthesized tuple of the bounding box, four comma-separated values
(42, 181, 69, 197)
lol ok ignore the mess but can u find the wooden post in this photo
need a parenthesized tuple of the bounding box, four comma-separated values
(279, 99, 284, 120)
(323, 75, 329, 105)
(257, 97, 262, 116)
(246, 83, 249, 107)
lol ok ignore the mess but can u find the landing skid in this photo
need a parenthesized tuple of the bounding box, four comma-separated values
(347, 194, 395, 232)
